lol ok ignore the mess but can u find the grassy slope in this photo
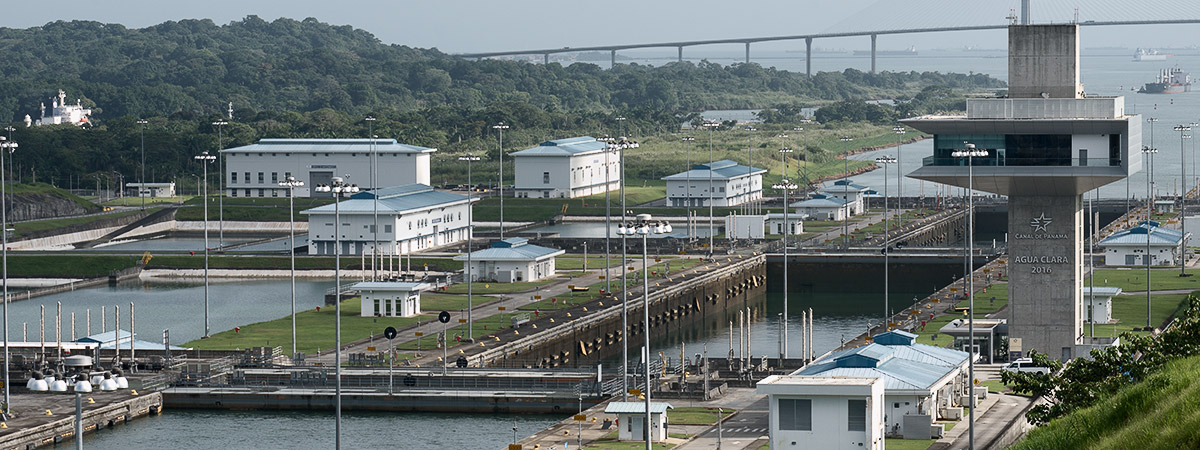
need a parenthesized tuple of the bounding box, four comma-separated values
(1013, 354, 1200, 450)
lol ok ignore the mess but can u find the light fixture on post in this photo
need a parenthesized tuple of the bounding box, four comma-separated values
(212, 120, 228, 248)
(772, 148, 796, 358)
(703, 121, 720, 256)
(1142, 145, 1158, 328)
(137, 118, 148, 211)
(681, 136, 695, 240)
(616, 213, 671, 449)
(875, 155, 897, 328)
(366, 116, 378, 281)
(839, 136, 854, 249)
(313, 176, 359, 449)
(458, 155, 481, 340)
(1175, 124, 1192, 278)
(193, 150, 217, 338)
(951, 142, 986, 448)
(278, 176, 305, 359)
(0, 136, 15, 414)
(492, 123, 509, 239)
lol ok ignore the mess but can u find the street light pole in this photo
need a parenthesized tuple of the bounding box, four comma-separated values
(953, 142, 986, 450)
(0, 136, 16, 413)
(459, 155, 481, 340)
(1176, 125, 1192, 277)
(193, 151, 216, 338)
(682, 135, 695, 239)
(876, 155, 896, 328)
(745, 126, 756, 215)
(1143, 145, 1158, 328)
(212, 120, 228, 248)
(492, 123, 509, 239)
(704, 122, 719, 255)
(138, 118, 148, 211)
(893, 126, 906, 226)
(618, 214, 672, 450)
(366, 116, 378, 281)
(773, 147, 796, 358)
(314, 177, 359, 450)
(278, 176, 304, 358)
(839, 136, 854, 248)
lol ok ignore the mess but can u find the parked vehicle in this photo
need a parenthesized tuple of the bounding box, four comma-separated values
(1002, 358, 1051, 375)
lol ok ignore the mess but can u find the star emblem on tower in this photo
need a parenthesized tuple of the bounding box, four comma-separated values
(1030, 213, 1053, 232)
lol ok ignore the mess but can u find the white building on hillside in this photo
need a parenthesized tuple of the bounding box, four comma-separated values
(1098, 220, 1187, 266)
(454, 238, 564, 283)
(301, 184, 474, 256)
(662, 160, 766, 207)
(221, 139, 435, 198)
(510, 136, 621, 199)
(757, 376, 885, 450)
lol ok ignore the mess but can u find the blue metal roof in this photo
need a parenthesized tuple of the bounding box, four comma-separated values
(301, 184, 471, 215)
(821, 179, 871, 194)
(604, 401, 673, 414)
(795, 335, 968, 393)
(662, 160, 766, 181)
(454, 239, 565, 262)
(510, 136, 609, 156)
(873, 330, 917, 346)
(352, 282, 427, 292)
(221, 138, 435, 154)
(790, 197, 848, 208)
(1099, 221, 1185, 246)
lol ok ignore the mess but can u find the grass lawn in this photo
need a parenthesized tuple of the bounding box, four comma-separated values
(1104, 293, 1190, 335)
(12, 208, 155, 237)
(557, 255, 616, 270)
(915, 316, 957, 347)
(584, 435, 676, 449)
(186, 296, 429, 354)
(953, 283, 1009, 318)
(583, 185, 666, 206)
(102, 196, 190, 206)
(884, 438, 935, 450)
(667, 407, 734, 425)
(441, 280, 554, 295)
(978, 379, 1009, 395)
(1090, 268, 1200, 292)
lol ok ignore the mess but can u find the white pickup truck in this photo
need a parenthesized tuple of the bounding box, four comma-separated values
(1001, 358, 1051, 375)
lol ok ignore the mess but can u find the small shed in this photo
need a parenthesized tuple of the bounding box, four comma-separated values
(725, 214, 765, 239)
(1083, 286, 1122, 324)
(1098, 221, 1187, 267)
(604, 401, 673, 442)
(765, 213, 806, 236)
(353, 282, 427, 317)
(453, 238, 565, 283)
(125, 182, 176, 198)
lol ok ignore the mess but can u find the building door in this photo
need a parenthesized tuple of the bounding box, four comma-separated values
(1126, 254, 1137, 265)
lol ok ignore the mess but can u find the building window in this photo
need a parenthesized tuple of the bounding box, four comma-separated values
(385, 225, 393, 233)
(272, 172, 279, 183)
(272, 189, 279, 197)
(243, 189, 250, 197)
(258, 172, 264, 184)
(543, 172, 550, 184)
(779, 399, 812, 431)
(230, 190, 237, 198)
(285, 172, 292, 179)
(244, 172, 251, 184)
(847, 399, 866, 431)
(257, 189, 264, 197)
(231, 172, 238, 183)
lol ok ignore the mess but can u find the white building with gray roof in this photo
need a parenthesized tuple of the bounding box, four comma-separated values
(662, 160, 765, 207)
(454, 237, 565, 283)
(221, 138, 435, 198)
(510, 136, 620, 199)
(1098, 220, 1187, 266)
(791, 195, 850, 221)
(820, 179, 870, 215)
(301, 184, 474, 256)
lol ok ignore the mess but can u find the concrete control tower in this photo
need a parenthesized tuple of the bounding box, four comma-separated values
(902, 24, 1140, 361)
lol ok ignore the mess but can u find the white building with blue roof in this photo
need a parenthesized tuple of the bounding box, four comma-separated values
(790, 195, 850, 221)
(454, 238, 565, 282)
(510, 136, 620, 199)
(662, 160, 766, 207)
(768, 330, 970, 439)
(820, 179, 870, 215)
(1098, 220, 1187, 266)
(353, 281, 427, 317)
(301, 184, 474, 256)
(221, 138, 435, 198)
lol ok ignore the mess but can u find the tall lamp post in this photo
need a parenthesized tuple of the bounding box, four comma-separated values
(212, 120, 228, 248)
(366, 116, 378, 281)
(876, 155, 896, 327)
(458, 155, 481, 340)
(1143, 145, 1158, 328)
(952, 142, 986, 450)
(893, 125, 906, 226)
(314, 177, 359, 450)
(0, 136, 16, 413)
(137, 118, 148, 211)
(278, 176, 305, 358)
(492, 123, 509, 239)
(772, 147, 796, 358)
(617, 214, 671, 450)
(704, 121, 719, 255)
(682, 136, 695, 239)
(193, 151, 217, 338)
(839, 136, 854, 248)
(745, 126, 756, 215)
(1176, 124, 1192, 277)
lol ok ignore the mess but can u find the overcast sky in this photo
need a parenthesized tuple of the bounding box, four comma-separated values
(0, 0, 1195, 54)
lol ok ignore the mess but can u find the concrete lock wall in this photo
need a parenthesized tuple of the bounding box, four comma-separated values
(1008, 194, 1082, 360)
(486, 260, 767, 368)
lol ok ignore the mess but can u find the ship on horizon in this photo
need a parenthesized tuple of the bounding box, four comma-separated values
(853, 46, 917, 56)
(1138, 67, 1191, 94)
(1133, 48, 1169, 61)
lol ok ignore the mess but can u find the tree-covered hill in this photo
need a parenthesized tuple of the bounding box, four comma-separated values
(0, 16, 1004, 122)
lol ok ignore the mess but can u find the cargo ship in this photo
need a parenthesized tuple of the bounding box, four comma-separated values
(1133, 48, 1169, 61)
(1138, 68, 1191, 94)
(853, 46, 917, 56)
